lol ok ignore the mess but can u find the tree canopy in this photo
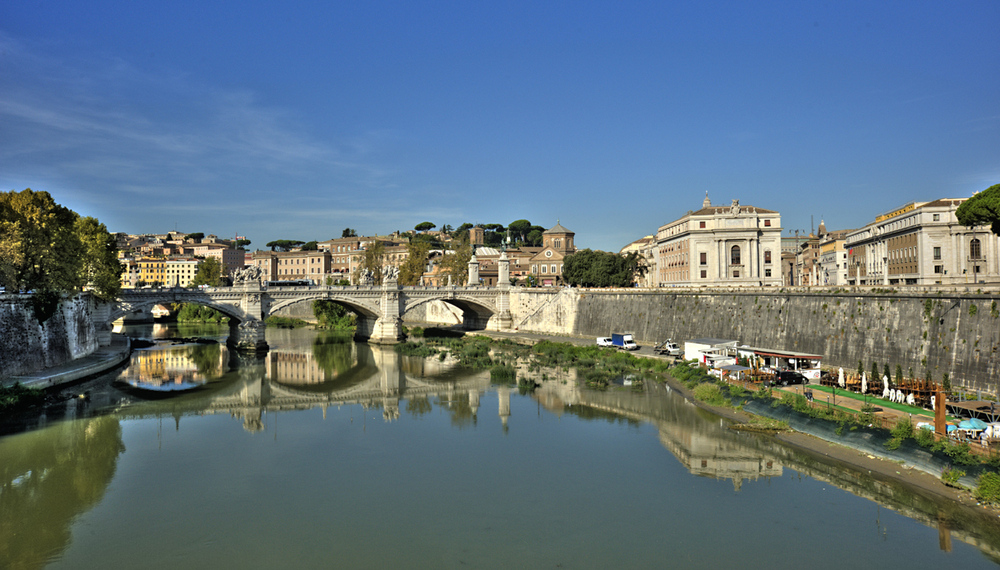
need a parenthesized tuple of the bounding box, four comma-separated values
(266, 239, 305, 252)
(184, 232, 204, 241)
(0, 189, 123, 320)
(414, 221, 435, 232)
(342, 228, 357, 238)
(438, 238, 473, 285)
(234, 239, 251, 249)
(956, 183, 1000, 235)
(301, 241, 318, 251)
(191, 257, 224, 287)
(356, 241, 385, 285)
(562, 250, 645, 288)
(398, 240, 431, 285)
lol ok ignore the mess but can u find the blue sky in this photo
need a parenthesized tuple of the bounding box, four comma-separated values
(2, 1, 998, 251)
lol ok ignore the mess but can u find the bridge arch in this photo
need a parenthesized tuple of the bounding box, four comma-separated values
(109, 293, 251, 324)
(267, 293, 381, 319)
(403, 294, 499, 331)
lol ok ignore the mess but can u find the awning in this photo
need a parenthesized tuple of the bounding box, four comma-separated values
(719, 364, 751, 372)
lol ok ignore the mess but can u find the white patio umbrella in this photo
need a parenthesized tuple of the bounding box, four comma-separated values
(838, 367, 845, 388)
(884, 373, 891, 389)
(861, 375, 867, 394)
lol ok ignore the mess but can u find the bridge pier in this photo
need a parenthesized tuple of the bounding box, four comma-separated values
(362, 277, 404, 344)
(228, 319, 269, 353)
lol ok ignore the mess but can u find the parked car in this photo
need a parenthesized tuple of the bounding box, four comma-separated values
(777, 371, 807, 386)
(596, 337, 614, 347)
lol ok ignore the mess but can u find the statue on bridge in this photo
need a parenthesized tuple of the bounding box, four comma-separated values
(232, 265, 263, 284)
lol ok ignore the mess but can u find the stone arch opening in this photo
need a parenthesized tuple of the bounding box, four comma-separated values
(404, 297, 497, 331)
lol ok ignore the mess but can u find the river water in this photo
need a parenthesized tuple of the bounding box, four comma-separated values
(2, 324, 1000, 568)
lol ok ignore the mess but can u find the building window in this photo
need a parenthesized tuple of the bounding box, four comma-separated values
(764, 250, 771, 264)
(765, 269, 772, 277)
(699, 221, 706, 229)
(551, 265, 557, 274)
(933, 214, 940, 221)
(700, 270, 707, 279)
(971, 238, 982, 260)
(934, 265, 943, 274)
(700, 252, 707, 265)
(730, 245, 741, 266)
(733, 270, 740, 278)
(764, 220, 771, 227)
(541, 266, 547, 274)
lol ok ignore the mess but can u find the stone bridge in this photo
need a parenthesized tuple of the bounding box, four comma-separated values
(103, 277, 513, 352)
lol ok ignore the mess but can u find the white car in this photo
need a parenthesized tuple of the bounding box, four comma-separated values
(596, 337, 614, 347)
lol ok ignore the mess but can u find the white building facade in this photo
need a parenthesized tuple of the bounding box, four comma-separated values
(846, 199, 1000, 286)
(656, 196, 783, 287)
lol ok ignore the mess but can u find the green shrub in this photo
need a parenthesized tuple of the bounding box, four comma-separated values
(265, 315, 310, 328)
(693, 383, 728, 407)
(0, 383, 46, 412)
(942, 468, 965, 488)
(891, 417, 914, 441)
(490, 364, 516, 383)
(975, 472, 1000, 504)
(394, 341, 437, 357)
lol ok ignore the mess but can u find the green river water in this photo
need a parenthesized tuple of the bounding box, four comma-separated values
(2, 324, 999, 568)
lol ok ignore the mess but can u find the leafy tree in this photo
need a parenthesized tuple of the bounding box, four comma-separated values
(562, 249, 644, 287)
(341, 228, 357, 238)
(301, 241, 318, 251)
(508, 219, 532, 245)
(184, 232, 204, 241)
(414, 221, 436, 232)
(399, 240, 431, 285)
(438, 238, 473, 285)
(266, 239, 304, 252)
(0, 189, 122, 320)
(356, 241, 386, 285)
(440, 224, 453, 236)
(956, 183, 1000, 235)
(313, 300, 355, 329)
(191, 257, 224, 287)
(526, 228, 544, 247)
(75, 216, 123, 300)
(234, 239, 251, 249)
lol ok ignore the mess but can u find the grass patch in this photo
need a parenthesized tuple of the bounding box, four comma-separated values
(265, 316, 311, 328)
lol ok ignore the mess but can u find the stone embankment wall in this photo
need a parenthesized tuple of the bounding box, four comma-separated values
(510, 288, 1000, 392)
(0, 294, 99, 380)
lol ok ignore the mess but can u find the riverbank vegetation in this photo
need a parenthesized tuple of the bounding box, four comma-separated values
(313, 301, 355, 330)
(177, 304, 229, 323)
(0, 383, 46, 412)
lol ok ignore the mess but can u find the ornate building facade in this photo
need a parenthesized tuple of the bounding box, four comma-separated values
(655, 195, 783, 287)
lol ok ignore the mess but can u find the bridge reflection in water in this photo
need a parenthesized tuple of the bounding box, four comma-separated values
(113, 340, 1000, 559)
(117, 337, 494, 432)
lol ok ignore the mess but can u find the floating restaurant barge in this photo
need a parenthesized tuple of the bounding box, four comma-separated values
(682, 338, 823, 381)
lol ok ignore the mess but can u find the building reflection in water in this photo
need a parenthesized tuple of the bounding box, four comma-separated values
(105, 340, 1000, 560)
(116, 343, 227, 392)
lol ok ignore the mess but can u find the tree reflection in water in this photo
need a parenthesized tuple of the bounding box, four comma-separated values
(0, 416, 124, 569)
